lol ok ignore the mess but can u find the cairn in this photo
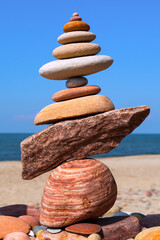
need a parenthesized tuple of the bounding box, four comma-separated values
(20, 13, 150, 239)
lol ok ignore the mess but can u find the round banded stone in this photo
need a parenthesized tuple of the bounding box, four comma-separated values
(40, 159, 117, 227)
(66, 77, 88, 88)
(52, 42, 100, 59)
(57, 31, 96, 44)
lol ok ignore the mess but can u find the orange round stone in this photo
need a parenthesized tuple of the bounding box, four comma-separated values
(65, 223, 101, 235)
(0, 216, 31, 239)
(63, 21, 90, 32)
(19, 215, 40, 227)
(143, 229, 160, 239)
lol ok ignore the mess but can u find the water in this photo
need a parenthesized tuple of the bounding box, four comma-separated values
(0, 133, 160, 161)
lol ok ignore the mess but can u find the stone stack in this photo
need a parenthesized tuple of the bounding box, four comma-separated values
(21, 13, 150, 238)
(35, 13, 114, 125)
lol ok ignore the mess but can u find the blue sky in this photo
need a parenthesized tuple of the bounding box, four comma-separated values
(0, 0, 159, 133)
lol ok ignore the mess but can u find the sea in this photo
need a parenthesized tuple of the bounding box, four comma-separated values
(0, 133, 160, 161)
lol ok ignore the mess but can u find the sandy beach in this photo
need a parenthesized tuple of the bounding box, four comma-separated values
(0, 155, 160, 215)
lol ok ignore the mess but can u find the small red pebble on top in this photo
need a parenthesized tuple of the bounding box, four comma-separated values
(70, 16, 82, 21)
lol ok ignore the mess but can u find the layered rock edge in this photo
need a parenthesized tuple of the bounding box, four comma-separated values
(21, 105, 150, 180)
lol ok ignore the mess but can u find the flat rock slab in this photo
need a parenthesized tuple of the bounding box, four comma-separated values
(21, 105, 150, 180)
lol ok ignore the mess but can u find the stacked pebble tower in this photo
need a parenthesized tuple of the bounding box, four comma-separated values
(35, 12, 117, 228)
(19, 12, 150, 239)
(34, 13, 115, 125)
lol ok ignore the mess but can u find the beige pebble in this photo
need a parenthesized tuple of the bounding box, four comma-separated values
(39, 55, 113, 80)
(73, 12, 79, 16)
(58, 31, 96, 45)
(53, 42, 101, 59)
(34, 95, 115, 125)
(87, 234, 101, 240)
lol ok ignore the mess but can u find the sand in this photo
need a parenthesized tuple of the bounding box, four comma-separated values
(0, 155, 160, 215)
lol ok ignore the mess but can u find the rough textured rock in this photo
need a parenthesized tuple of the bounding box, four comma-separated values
(0, 204, 40, 221)
(52, 86, 101, 102)
(97, 216, 140, 240)
(52, 43, 101, 59)
(0, 216, 30, 239)
(39, 55, 113, 80)
(42, 230, 87, 240)
(58, 31, 96, 45)
(21, 105, 150, 180)
(66, 77, 88, 88)
(34, 95, 114, 125)
(63, 21, 90, 32)
(40, 159, 117, 227)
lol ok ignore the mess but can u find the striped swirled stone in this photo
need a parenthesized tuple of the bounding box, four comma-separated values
(40, 158, 117, 228)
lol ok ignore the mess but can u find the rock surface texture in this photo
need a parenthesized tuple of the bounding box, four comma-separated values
(66, 77, 88, 88)
(40, 159, 117, 227)
(39, 55, 113, 80)
(42, 230, 87, 240)
(63, 21, 90, 32)
(52, 85, 101, 102)
(4, 232, 30, 240)
(21, 105, 150, 180)
(0, 204, 40, 221)
(57, 31, 96, 44)
(34, 95, 114, 125)
(0, 216, 30, 239)
(52, 43, 101, 59)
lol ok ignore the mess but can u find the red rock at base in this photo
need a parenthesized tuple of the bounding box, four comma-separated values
(96, 216, 140, 240)
(40, 159, 117, 228)
(0, 204, 40, 221)
(0, 216, 31, 239)
(21, 106, 150, 180)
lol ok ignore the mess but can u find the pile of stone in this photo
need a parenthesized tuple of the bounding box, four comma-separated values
(0, 13, 152, 240)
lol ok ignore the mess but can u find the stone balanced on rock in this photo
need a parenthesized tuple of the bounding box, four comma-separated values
(21, 12, 150, 239)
